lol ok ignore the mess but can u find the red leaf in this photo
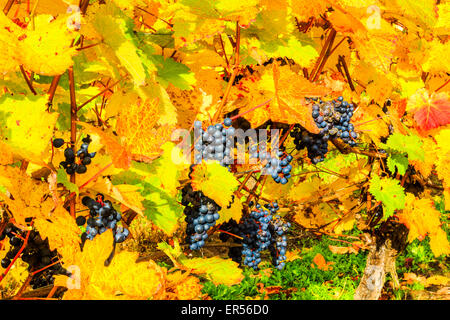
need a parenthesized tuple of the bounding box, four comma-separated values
(413, 93, 450, 130)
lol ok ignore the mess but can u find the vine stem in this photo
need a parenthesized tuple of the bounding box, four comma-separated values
(310, 29, 337, 82)
(216, 229, 243, 240)
(3, 0, 14, 15)
(338, 55, 355, 91)
(211, 21, 241, 124)
(68, 67, 77, 218)
(77, 77, 125, 112)
(19, 65, 37, 95)
(31, 259, 63, 276)
(47, 75, 61, 109)
(229, 98, 272, 121)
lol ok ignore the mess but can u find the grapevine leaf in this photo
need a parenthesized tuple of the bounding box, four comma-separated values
(183, 256, 244, 286)
(152, 55, 196, 90)
(110, 144, 187, 235)
(386, 154, 409, 176)
(62, 230, 166, 299)
(0, 94, 58, 163)
(408, 89, 450, 131)
(158, 241, 244, 286)
(90, 2, 154, 86)
(190, 161, 240, 209)
(0, 166, 54, 226)
(368, 174, 406, 219)
(34, 206, 81, 260)
(397, 194, 450, 257)
(77, 122, 132, 170)
(382, 132, 424, 161)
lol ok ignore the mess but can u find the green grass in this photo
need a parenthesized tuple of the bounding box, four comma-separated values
(201, 198, 449, 300)
(201, 233, 368, 300)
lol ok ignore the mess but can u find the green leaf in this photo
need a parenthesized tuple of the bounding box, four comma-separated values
(369, 174, 405, 219)
(180, 0, 220, 18)
(382, 133, 424, 161)
(143, 29, 175, 48)
(387, 154, 409, 176)
(56, 168, 79, 195)
(91, 2, 155, 86)
(152, 55, 196, 90)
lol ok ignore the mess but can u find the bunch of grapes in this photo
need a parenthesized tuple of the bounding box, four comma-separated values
(80, 194, 129, 244)
(218, 219, 243, 264)
(240, 204, 274, 270)
(290, 97, 358, 164)
(311, 96, 358, 147)
(261, 150, 293, 184)
(1, 223, 70, 289)
(182, 184, 221, 250)
(54, 135, 96, 175)
(268, 209, 290, 270)
(193, 118, 235, 167)
(219, 202, 291, 270)
(290, 124, 329, 164)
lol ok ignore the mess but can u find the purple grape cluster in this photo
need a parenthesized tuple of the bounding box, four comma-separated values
(290, 124, 329, 164)
(219, 201, 291, 270)
(218, 219, 243, 264)
(54, 135, 96, 175)
(193, 119, 235, 167)
(290, 96, 358, 164)
(80, 194, 129, 244)
(311, 96, 358, 147)
(240, 203, 274, 270)
(268, 213, 290, 270)
(182, 184, 221, 250)
(260, 150, 293, 184)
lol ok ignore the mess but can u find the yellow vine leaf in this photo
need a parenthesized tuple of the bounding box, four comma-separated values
(327, 6, 366, 34)
(62, 230, 166, 300)
(115, 91, 177, 160)
(260, 64, 327, 133)
(290, 0, 329, 20)
(396, 194, 450, 257)
(287, 176, 322, 203)
(0, 95, 58, 163)
(217, 197, 243, 225)
(0, 166, 53, 226)
(158, 240, 244, 286)
(191, 161, 240, 209)
(19, 15, 78, 76)
(34, 206, 81, 265)
(0, 13, 21, 74)
(410, 136, 437, 178)
(435, 128, 450, 209)
(0, 141, 14, 165)
(88, 177, 145, 215)
(166, 271, 204, 300)
(352, 102, 389, 144)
